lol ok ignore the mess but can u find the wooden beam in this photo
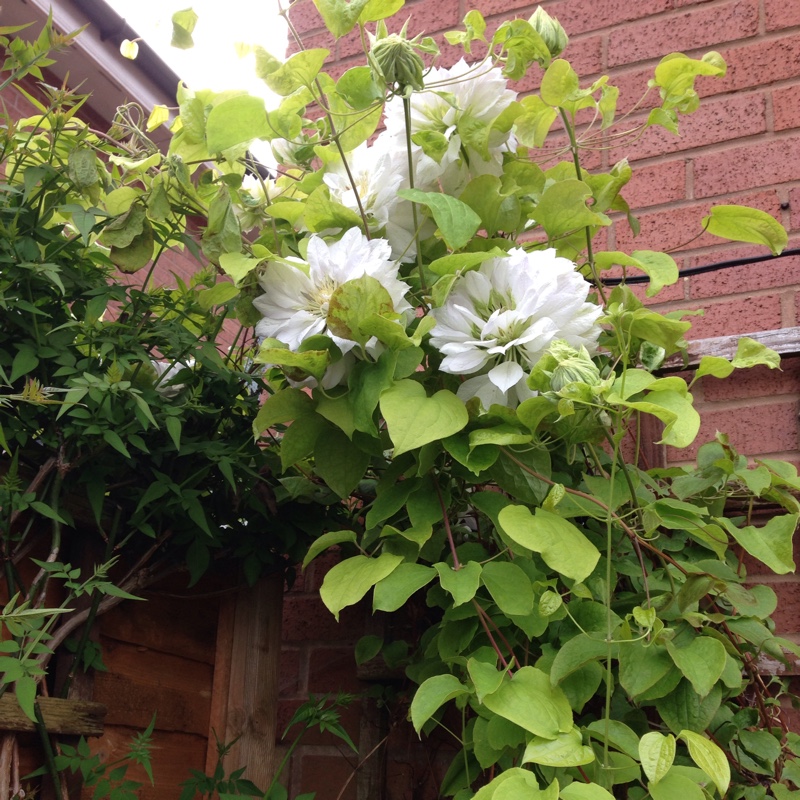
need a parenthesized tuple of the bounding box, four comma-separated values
(0, 697, 106, 736)
(661, 326, 800, 371)
(206, 573, 283, 792)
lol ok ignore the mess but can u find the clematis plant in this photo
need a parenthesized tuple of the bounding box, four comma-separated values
(95, 3, 799, 797)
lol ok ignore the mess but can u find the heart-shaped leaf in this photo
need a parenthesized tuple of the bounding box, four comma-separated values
(380, 380, 468, 456)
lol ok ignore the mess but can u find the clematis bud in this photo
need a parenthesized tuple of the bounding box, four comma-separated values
(369, 20, 428, 96)
(548, 341, 601, 392)
(529, 6, 569, 60)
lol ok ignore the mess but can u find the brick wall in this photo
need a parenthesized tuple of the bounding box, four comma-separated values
(280, 1, 800, 796)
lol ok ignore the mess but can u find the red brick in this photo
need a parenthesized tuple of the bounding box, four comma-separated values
(548, 0, 672, 36)
(760, 580, 800, 636)
(624, 92, 766, 162)
(476, 0, 542, 22)
(280, 647, 303, 696)
(682, 292, 784, 339)
(288, 0, 326, 34)
(765, 0, 800, 31)
(297, 754, 358, 800)
(401, 0, 462, 36)
(693, 134, 800, 198)
(626, 274, 688, 304)
(706, 34, 800, 99)
(665, 398, 800, 461)
(288, 30, 335, 58)
(702, 359, 800, 402)
(624, 160, 687, 209)
(282, 594, 364, 643)
(774, 85, 800, 132)
(614, 193, 781, 254)
(688, 251, 800, 300)
(607, 0, 759, 68)
(791, 187, 800, 232)
(336, 27, 369, 60)
(308, 646, 365, 694)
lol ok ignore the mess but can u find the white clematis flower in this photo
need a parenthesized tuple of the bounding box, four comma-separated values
(253, 228, 412, 383)
(383, 58, 518, 193)
(323, 141, 403, 230)
(430, 248, 603, 409)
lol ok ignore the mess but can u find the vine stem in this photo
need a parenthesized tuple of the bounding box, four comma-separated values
(497, 448, 688, 575)
(403, 95, 427, 293)
(559, 108, 607, 304)
(433, 477, 460, 570)
(472, 601, 512, 673)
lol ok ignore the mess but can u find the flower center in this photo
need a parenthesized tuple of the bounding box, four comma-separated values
(301, 275, 338, 318)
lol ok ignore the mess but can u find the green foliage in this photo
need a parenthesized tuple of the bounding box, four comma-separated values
(3, 8, 798, 800)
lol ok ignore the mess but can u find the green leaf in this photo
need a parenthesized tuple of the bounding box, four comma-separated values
(550, 634, 609, 684)
(264, 49, 330, 96)
(498, 506, 600, 583)
(434, 561, 482, 607)
(459, 175, 521, 236)
(639, 732, 676, 784)
(559, 781, 615, 800)
(319, 552, 403, 620)
(703, 204, 787, 255)
(198, 282, 239, 309)
(336, 66, 384, 110)
(111, 220, 154, 273)
(15, 676, 37, 721)
(219, 252, 263, 285)
(302, 530, 357, 570)
(515, 95, 558, 148)
(253, 388, 315, 435)
(731, 336, 781, 370)
(206, 95, 269, 153)
(428, 250, 506, 277)
(171, 8, 198, 49)
(281, 413, 329, 469)
(482, 666, 573, 739)
(679, 730, 730, 796)
(358, 0, 404, 23)
(397, 189, 482, 251)
(718, 513, 798, 574)
(67, 147, 99, 188)
(312, 0, 369, 38)
(648, 771, 706, 800)
(472, 769, 544, 800)
(255, 344, 330, 382)
(656, 681, 722, 734)
(695, 355, 734, 380)
(533, 180, 610, 238)
(410, 674, 470, 733)
(618, 640, 673, 698)
(373, 563, 436, 612)
(103, 429, 131, 458)
(481, 561, 534, 616)
(522, 727, 595, 767)
(380, 380, 468, 456)
(327, 275, 395, 346)
(665, 636, 726, 698)
(314, 429, 370, 498)
(467, 658, 505, 703)
(303, 186, 365, 232)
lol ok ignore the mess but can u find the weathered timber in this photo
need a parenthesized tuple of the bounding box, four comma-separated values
(206, 573, 283, 791)
(661, 326, 800, 371)
(0, 696, 106, 736)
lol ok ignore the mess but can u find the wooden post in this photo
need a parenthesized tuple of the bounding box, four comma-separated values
(206, 573, 283, 792)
